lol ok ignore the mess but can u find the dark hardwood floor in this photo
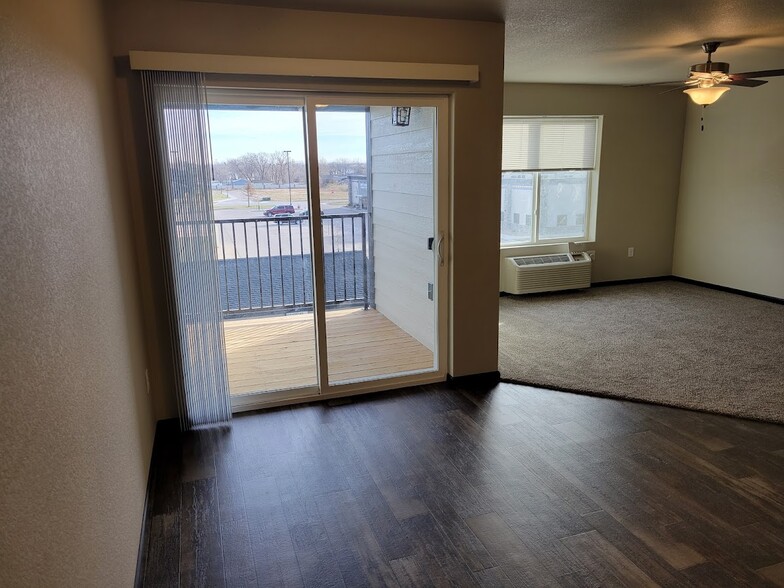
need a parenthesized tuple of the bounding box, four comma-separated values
(140, 382, 784, 587)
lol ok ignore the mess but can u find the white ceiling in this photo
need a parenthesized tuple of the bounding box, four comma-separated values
(202, 0, 784, 84)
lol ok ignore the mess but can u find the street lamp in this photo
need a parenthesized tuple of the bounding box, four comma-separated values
(283, 150, 292, 205)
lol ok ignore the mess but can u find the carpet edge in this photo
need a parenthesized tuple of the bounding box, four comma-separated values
(498, 377, 784, 426)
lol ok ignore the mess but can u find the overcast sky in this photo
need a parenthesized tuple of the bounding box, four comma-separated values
(208, 108, 367, 163)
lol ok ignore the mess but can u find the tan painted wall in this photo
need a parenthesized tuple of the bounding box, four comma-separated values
(106, 0, 504, 409)
(0, 0, 155, 586)
(503, 84, 687, 282)
(371, 106, 437, 351)
(673, 79, 784, 299)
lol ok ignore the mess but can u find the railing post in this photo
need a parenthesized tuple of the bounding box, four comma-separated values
(243, 221, 252, 310)
(331, 217, 337, 304)
(231, 222, 241, 311)
(265, 219, 274, 308)
(215, 213, 371, 315)
(351, 214, 357, 301)
(342, 217, 348, 303)
(218, 222, 229, 311)
(278, 222, 285, 307)
(287, 219, 296, 306)
(254, 220, 263, 309)
(361, 213, 368, 310)
(299, 220, 306, 306)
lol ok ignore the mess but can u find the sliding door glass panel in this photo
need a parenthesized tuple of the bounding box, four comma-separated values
(207, 102, 318, 396)
(315, 104, 438, 385)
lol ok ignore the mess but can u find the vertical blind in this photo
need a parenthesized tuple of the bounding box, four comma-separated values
(502, 116, 599, 171)
(141, 70, 232, 429)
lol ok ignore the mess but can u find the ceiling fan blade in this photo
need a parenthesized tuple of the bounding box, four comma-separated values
(658, 85, 689, 95)
(725, 78, 768, 87)
(730, 69, 784, 79)
(625, 80, 685, 87)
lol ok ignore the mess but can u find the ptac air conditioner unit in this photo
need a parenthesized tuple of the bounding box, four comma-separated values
(501, 252, 592, 295)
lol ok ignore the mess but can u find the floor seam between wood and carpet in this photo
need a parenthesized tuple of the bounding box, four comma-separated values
(498, 376, 782, 425)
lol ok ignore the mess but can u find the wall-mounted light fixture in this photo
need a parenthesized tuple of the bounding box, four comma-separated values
(391, 106, 411, 126)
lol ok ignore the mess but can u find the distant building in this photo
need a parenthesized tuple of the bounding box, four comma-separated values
(347, 174, 368, 209)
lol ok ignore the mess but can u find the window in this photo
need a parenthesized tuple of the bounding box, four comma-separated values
(501, 116, 600, 246)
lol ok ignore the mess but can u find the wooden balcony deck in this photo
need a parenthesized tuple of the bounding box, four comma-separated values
(224, 308, 434, 396)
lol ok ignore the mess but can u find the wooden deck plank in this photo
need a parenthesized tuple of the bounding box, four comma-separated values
(224, 308, 434, 395)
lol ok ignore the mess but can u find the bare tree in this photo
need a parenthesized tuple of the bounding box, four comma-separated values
(318, 157, 332, 187)
(323, 158, 366, 179)
(353, 160, 367, 176)
(225, 157, 246, 183)
(211, 161, 234, 191)
(290, 161, 306, 184)
(316, 158, 365, 187)
(250, 152, 272, 186)
(244, 180, 254, 206)
(329, 158, 355, 177)
(238, 154, 259, 182)
(269, 151, 289, 187)
(219, 151, 361, 193)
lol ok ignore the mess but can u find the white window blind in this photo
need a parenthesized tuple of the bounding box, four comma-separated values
(502, 117, 599, 171)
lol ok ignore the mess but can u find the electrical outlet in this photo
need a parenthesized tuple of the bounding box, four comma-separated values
(627, 247, 635, 258)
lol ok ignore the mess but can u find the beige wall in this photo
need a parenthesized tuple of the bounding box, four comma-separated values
(503, 84, 687, 282)
(673, 79, 784, 299)
(106, 0, 504, 408)
(371, 106, 437, 351)
(0, 0, 155, 586)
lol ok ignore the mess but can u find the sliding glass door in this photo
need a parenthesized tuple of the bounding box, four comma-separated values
(314, 101, 443, 386)
(207, 91, 448, 409)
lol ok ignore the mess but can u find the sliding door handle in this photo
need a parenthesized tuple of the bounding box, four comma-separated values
(435, 232, 445, 267)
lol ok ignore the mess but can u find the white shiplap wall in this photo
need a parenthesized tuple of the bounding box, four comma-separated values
(370, 106, 436, 351)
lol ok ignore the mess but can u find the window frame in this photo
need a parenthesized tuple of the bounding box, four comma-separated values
(500, 115, 602, 248)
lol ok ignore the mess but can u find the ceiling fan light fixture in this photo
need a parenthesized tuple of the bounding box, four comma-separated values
(641, 41, 783, 98)
(691, 62, 730, 76)
(684, 86, 731, 105)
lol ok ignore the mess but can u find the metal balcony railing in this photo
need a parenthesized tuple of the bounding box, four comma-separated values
(214, 213, 369, 315)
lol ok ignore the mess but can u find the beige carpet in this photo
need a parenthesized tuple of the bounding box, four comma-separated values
(499, 280, 784, 423)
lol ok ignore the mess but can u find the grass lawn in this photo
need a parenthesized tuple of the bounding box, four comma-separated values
(215, 184, 350, 208)
(258, 186, 349, 205)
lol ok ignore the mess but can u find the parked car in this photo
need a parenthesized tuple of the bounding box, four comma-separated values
(272, 214, 301, 224)
(263, 204, 295, 217)
(298, 209, 334, 219)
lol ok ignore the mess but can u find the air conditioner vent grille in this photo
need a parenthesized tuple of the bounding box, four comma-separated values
(502, 252, 592, 295)
(513, 254, 571, 266)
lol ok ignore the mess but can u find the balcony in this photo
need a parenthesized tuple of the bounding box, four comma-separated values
(216, 213, 434, 395)
(224, 307, 434, 395)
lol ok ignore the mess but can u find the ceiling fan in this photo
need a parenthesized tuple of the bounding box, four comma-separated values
(645, 41, 784, 105)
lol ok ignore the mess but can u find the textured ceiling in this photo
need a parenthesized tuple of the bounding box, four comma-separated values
(199, 0, 784, 84)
